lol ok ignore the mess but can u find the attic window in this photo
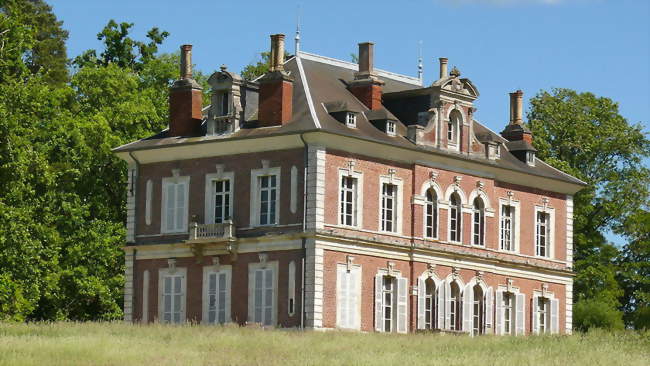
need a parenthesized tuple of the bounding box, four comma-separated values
(346, 113, 357, 128)
(526, 151, 535, 166)
(386, 121, 396, 136)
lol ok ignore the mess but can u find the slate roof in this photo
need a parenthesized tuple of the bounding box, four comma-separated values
(113, 51, 585, 187)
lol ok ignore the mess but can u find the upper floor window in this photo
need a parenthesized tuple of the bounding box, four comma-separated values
(447, 110, 461, 150)
(346, 112, 357, 128)
(449, 193, 462, 243)
(500, 204, 515, 251)
(212, 180, 231, 223)
(161, 176, 190, 233)
(340, 176, 358, 226)
(536, 211, 550, 257)
(381, 183, 397, 232)
(425, 189, 438, 239)
(250, 167, 281, 227)
(386, 120, 396, 136)
(472, 197, 485, 246)
(259, 175, 277, 226)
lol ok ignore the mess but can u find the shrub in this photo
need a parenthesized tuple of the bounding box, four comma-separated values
(574, 298, 625, 331)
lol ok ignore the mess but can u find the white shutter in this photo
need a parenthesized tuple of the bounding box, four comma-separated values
(551, 298, 559, 334)
(180, 274, 186, 323)
(225, 269, 232, 323)
(175, 182, 186, 231)
(374, 274, 383, 332)
(516, 293, 525, 335)
(336, 267, 344, 328)
(437, 281, 445, 329)
(165, 184, 175, 231)
(463, 283, 473, 333)
(495, 290, 503, 335)
(417, 277, 425, 330)
(247, 269, 255, 323)
(444, 281, 451, 330)
(532, 294, 539, 334)
(485, 287, 493, 334)
(351, 267, 361, 330)
(397, 277, 408, 333)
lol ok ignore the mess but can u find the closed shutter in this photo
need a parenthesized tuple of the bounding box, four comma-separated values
(495, 290, 503, 335)
(374, 274, 383, 332)
(336, 267, 345, 328)
(397, 277, 408, 333)
(162, 276, 172, 323)
(224, 270, 232, 323)
(175, 182, 187, 231)
(179, 274, 186, 323)
(437, 281, 446, 329)
(516, 293, 525, 335)
(247, 268, 255, 323)
(208, 273, 217, 324)
(485, 287, 493, 334)
(351, 267, 360, 329)
(551, 298, 559, 334)
(463, 283, 473, 333)
(532, 294, 539, 334)
(417, 277, 425, 330)
(165, 184, 175, 231)
(444, 281, 451, 330)
(263, 269, 274, 326)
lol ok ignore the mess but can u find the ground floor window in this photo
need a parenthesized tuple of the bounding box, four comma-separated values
(158, 267, 186, 324)
(449, 282, 462, 331)
(248, 262, 278, 326)
(502, 292, 514, 335)
(203, 266, 231, 324)
(472, 285, 485, 336)
(375, 272, 408, 333)
(336, 265, 361, 330)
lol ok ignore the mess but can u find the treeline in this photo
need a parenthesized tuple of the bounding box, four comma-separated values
(0, 0, 648, 329)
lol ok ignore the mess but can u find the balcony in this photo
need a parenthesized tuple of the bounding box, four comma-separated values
(188, 220, 236, 243)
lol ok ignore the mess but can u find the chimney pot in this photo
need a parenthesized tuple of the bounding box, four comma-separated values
(439, 57, 448, 79)
(180, 44, 193, 79)
(509, 89, 524, 125)
(270, 34, 286, 72)
(358, 42, 375, 76)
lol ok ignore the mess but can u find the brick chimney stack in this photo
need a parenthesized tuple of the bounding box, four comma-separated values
(258, 34, 294, 126)
(439, 57, 448, 79)
(168, 44, 203, 137)
(349, 42, 384, 110)
(501, 90, 533, 144)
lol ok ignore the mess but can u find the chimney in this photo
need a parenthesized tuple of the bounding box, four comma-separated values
(501, 89, 533, 144)
(258, 34, 294, 126)
(349, 42, 384, 110)
(168, 44, 203, 137)
(509, 89, 524, 125)
(439, 57, 448, 79)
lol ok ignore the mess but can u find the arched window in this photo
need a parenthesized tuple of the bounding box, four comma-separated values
(472, 197, 485, 246)
(449, 281, 462, 330)
(425, 189, 438, 238)
(424, 278, 437, 330)
(472, 285, 485, 336)
(447, 110, 461, 149)
(449, 193, 462, 243)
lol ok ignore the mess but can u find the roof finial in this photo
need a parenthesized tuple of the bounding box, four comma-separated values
(417, 40, 423, 84)
(294, 3, 301, 56)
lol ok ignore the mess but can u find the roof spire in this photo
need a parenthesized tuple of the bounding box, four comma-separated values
(417, 40, 423, 84)
(294, 3, 301, 56)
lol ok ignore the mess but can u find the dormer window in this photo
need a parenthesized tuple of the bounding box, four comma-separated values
(526, 151, 535, 166)
(386, 120, 396, 136)
(346, 113, 357, 128)
(447, 110, 462, 151)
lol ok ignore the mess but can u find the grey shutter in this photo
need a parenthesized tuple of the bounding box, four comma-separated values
(516, 293, 525, 335)
(351, 267, 361, 330)
(485, 287, 493, 334)
(374, 274, 383, 332)
(175, 182, 186, 231)
(495, 290, 503, 335)
(336, 267, 344, 328)
(397, 277, 408, 333)
(225, 269, 232, 323)
(532, 294, 539, 334)
(551, 298, 559, 334)
(437, 281, 445, 329)
(417, 277, 425, 330)
(444, 281, 451, 330)
(165, 184, 175, 231)
(463, 283, 473, 334)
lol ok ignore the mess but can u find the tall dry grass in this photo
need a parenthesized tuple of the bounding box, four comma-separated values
(0, 322, 648, 366)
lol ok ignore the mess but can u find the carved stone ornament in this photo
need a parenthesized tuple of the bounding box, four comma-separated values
(542, 283, 549, 297)
(346, 255, 355, 272)
(427, 263, 436, 276)
(542, 197, 550, 211)
(507, 278, 514, 292)
(212, 256, 220, 267)
(388, 168, 397, 183)
(429, 170, 439, 183)
(171, 169, 180, 178)
(215, 164, 225, 176)
(261, 160, 270, 169)
(452, 267, 460, 279)
(477, 181, 485, 191)
(476, 270, 484, 282)
(167, 258, 177, 273)
(258, 253, 268, 267)
(346, 160, 356, 175)
(387, 261, 396, 276)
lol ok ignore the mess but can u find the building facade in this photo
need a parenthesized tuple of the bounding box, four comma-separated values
(114, 35, 585, 335)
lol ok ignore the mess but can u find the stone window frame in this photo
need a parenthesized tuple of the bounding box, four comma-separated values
(161, 175, 190, 234)
(247, 260, 279, 326)
(336, 262, 362, 330)
(201, 263, 232, 324)
(378, 174, 404, 234)
(338, 167, 364, 228)
(204, 170, 235, 225)
(249, 166, 281, 227)
(498, 197, 521, 253)
(534, 205, 556, 259)
(158, 266, 187, 324)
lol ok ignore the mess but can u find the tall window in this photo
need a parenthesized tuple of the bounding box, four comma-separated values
(212, 180, 231, 224)
(449, 193, 462, 243)
(500, 205, 515, 251)
(340, 176, 357, 226)
(424, 279, 437, 330)
(536, 211, 550, 257)
(381, 183, 397, 232)
(425, 189, 438, 238)
(472, 197, 485, 246)
(252, 267, 274, 325)
(162, 178, 189, 233)
(337, 265, 361, 330)
(447, 110, 461, 148)
(472, 285, 485, 336)
(502, 292, 514, 335)
(206, 271, 228, 324)
(449, 282, 462, 330)
(162, 274, 184, 323)
(381, 276, 396, 332)
(259, 175, 277, 225)
(219, 92, 229, 116)
(537, 297, 550, 334)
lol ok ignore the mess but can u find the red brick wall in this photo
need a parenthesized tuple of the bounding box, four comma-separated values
(169, 88, 203, 137)
(349, 84, 383, 110)
(259, 79, 293, 126)
(132, 249, 303, 327)
(322, 249, 567, 334)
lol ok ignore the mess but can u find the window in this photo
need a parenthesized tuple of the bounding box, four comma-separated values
(340, 176, 357, 226)
(447, 110, 461, 149)
(449, 193, 462, 243)
(536, 297, 549, 334)
(219, 92, 229, 116)
(472, 285, 485, 336)
(449, 282, 462, 330)
(259, 175, 277, 225)
(526, 151, 535, 166)
(447, 120, 455, 141)
(386, 121, 396, 136)
(500, 205, 515, 251)
(376, 273, 408, 333)
(158, 268, 186, 324)
(336, 265, 361, 329)
(472, 197, 485, 246)
(536, 211, 550, 257)
(162, 177, 189, 233)
(424, 279, 437, 330)
(212, 180, 231, 223)
(346, 113, 357, 128)
(502, 292, 514, 335)
(425, 189, 438, 238)
(249, 264, 277, 326)
(381, 183, 397, 232)
(204, 268, 231, 324)
(382, 276, 395, 332)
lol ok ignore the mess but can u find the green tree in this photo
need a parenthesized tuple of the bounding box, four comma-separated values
(528, 88, 650, 329)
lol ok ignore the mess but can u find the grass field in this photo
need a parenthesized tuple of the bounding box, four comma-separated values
(0, 322, 648, 366)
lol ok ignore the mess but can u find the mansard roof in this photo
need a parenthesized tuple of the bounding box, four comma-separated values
(113, 51, 585, 188)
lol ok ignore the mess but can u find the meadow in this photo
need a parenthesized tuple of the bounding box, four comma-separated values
(0, 322, 648, 366)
